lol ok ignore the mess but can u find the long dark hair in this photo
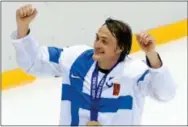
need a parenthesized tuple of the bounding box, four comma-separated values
(103, 18, 132, 62)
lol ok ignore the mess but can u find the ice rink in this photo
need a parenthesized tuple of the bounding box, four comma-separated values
(2, 37, 187, 125)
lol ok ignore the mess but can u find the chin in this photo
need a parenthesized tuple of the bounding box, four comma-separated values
(92, 54, 101, 61)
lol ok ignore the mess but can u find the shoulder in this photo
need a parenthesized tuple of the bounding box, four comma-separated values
(122, 55, 149, 78)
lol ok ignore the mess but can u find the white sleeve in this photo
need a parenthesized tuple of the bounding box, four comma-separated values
(136, 56, 176, 101)
(10, 30, 90, 77)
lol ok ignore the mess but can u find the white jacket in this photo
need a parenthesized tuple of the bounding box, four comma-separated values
(11, 30, 176, 125)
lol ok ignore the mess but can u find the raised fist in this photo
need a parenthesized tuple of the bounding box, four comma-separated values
(136, 32, 156, 53)
(16, 4, 37, 27)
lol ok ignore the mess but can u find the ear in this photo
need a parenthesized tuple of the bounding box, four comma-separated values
(115, 46, 124, 54)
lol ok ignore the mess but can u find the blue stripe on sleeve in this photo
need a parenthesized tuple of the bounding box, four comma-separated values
(48, 47, 63, 63)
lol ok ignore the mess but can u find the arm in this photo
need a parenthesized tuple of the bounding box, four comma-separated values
(135, 32, 176, 101)
(137, 53, 176, 101)
(13, 5, 64, 77)
(11, 29, 64, 76)
(13, 5, 92, 77)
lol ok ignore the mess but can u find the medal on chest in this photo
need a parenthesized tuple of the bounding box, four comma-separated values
(89, 62, 120, 123)
(86, 121, 101, 126)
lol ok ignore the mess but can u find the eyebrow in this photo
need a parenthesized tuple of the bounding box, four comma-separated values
(96, 33, 109, 40)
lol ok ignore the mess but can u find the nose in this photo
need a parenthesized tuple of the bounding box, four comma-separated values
(94, 40, 102, 48)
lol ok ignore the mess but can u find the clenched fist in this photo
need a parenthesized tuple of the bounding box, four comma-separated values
(136, 32, 156, 53)
(16, 4, 37, 38)
(136, 32, 162, 68)
(16, 4, 37, 27)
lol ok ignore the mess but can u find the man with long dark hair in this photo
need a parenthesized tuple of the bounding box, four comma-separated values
(11, 4, 176, 125)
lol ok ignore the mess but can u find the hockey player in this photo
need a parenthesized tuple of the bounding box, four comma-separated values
(11, 4, 176, 125)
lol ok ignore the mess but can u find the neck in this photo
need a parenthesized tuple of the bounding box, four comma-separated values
(97, 56, 120, 70)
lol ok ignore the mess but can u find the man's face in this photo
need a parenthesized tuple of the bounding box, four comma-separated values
(92, 25, 122, 62)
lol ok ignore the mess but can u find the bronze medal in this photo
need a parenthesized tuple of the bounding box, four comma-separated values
(86, 121, 100, 126)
